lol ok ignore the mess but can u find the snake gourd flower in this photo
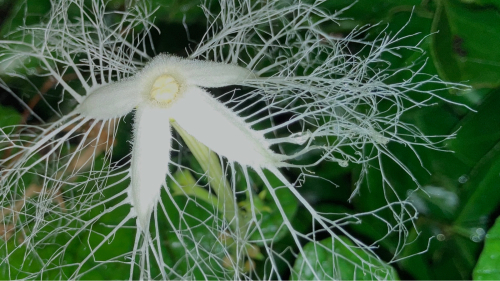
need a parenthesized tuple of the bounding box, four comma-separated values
(75, 54, 280, 230)
(0, 0, 464, 279)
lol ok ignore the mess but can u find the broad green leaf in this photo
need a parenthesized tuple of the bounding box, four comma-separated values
(291, 236, 398, 280)
(447, 91, 500, 226)
(447, 91, 500, 166)
(454, 145, 500, 227)
(394, 90, 500, 280)
(431, 0, 500, 88)
(394, 89, 500, 280)
(430, 3, 462, 83)
(473, 216, 500, 280)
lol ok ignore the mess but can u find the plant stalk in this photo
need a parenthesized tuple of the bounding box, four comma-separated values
(171, 120, 238, 226)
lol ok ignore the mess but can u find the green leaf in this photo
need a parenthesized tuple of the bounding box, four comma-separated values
(291, 236, 399, 280)
(0, 104, 21, 134)
(430, 3, 461, 83)
(448, 91, 500, 166)
(431, 0, 500, 88)
(473, 216, 500, 279)
(454, 143, 500, 227)
(448, 91, 500, 226)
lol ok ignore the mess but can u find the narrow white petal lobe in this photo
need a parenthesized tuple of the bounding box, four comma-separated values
(141, 55, 256, 88)
(170, 86, 281, 167)
(129, 106, 172, 230)
(76, 79, 142, 120)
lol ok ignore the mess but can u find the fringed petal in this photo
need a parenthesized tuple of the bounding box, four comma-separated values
(129, 106, 172, 230)
(170, 86, 282, 167)
(140, 54, 256, 88)
(75, 79, 142, 120)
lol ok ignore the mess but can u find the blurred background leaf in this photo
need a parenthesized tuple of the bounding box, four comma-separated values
(431, 0, 500, 88)
(292, 236, 399, 280)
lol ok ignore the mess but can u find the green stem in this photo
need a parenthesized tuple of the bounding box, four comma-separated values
(171, 121, 238, 225)
(170, 170, 223, 211)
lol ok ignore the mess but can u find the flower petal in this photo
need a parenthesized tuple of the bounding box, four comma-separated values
(129, 106, 172, 230)
(142, 55, 256, 88)
(75, 79, 142, 120)
(170, 86, 282, 167)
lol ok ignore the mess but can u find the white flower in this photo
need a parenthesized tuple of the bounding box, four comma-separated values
(0, 0, 464, 280)
(74, 54, 282, 230)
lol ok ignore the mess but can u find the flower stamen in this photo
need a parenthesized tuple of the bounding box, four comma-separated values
(150, 75, 179, 104)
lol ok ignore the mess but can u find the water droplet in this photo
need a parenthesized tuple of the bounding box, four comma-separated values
(437, 234, 445, 241)
(337, 160, 348, 167)
(371, 131, 389, 145)
(476, 228, 485, 236)
(471, 235, 481, 243)
(458, 175, 469, 184)
(289, 130, 311, 145)
(470, 229, 485, 243)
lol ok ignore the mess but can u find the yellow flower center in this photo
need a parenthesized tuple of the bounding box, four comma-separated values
(150, 75, 179, 104)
